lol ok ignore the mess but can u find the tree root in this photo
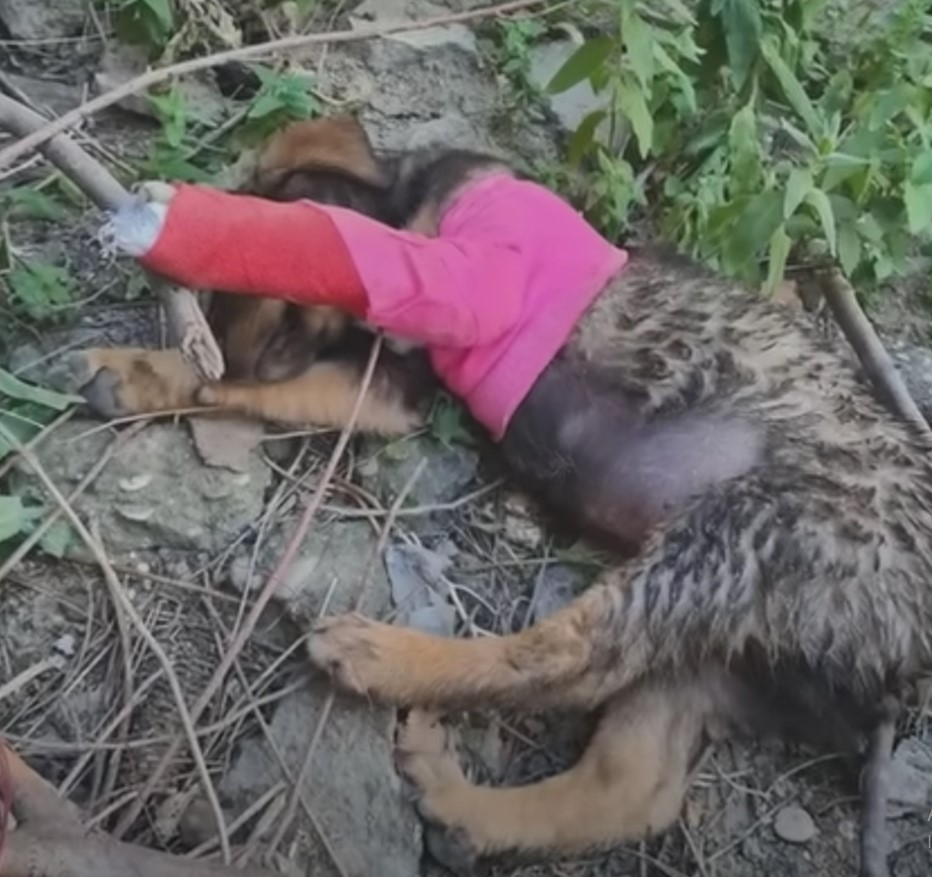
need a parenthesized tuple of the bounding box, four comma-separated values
(0, 742, 280, 877)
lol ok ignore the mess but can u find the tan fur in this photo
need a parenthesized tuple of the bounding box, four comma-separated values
(253, 116, 387, 189)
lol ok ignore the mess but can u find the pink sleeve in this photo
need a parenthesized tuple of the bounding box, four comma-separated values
(324, 205, 527, 348)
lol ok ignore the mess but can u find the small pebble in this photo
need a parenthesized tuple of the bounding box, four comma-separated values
(774, 804, 817, 844)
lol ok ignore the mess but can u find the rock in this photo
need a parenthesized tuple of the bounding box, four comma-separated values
(403, 112, 491, 152)
(773, 805, 818, 844)
(0, 0, 85, 40)
(890, 342, 932, 424)
(1, 74, 84, 116)
(351, 0, 477, 54)
(385, 543, 457, 636)
(887, 736, 932, 816)
(227, 519, 392, 620)
(189, 415, 265, 472)
(358, 435, 479, 510)
(9, 420, 270, 555)
(95, 44, 226, 124)
(529, 39, 610, 135)
(218, 684, 422, 877)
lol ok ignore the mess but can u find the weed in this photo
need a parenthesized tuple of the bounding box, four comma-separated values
(531, 0, 932, 292)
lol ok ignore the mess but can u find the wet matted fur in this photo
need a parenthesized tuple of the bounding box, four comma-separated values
(57, 117, 931, 877)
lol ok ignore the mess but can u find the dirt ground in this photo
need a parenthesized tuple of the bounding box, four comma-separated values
(2, 2, 932, 876)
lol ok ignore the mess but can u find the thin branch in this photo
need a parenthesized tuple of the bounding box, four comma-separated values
(0, 422, 231, 865)
(113, 337, 384, 839)
(821, 268, 932, 443)
(0, 0, 548, 171)
(0, 94, 224, 381)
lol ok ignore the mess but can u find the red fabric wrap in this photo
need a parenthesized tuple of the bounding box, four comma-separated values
(139, 184, 368, 315)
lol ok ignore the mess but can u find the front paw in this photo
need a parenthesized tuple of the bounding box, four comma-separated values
(307, 613, 393, 698)
(44, 352, 129, 419)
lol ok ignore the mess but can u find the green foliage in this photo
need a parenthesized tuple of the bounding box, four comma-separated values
(234, 65, 321, 146)
(7, 262, 77, 320)
(530, 0, 932, 291)
(429, 393, 475, 448)
(113, 0, 176, 57)
(0, 376, 79, 554)
(140, 68, 319, 182)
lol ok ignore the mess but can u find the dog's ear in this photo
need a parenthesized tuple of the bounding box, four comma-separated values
(255, 116, 387, 186)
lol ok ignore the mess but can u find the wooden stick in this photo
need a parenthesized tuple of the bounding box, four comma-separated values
(0, 0, 548, 171)
(0, 94, 224, 381)
(820, 268, 932, 443)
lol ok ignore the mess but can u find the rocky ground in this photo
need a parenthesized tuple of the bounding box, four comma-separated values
(2, 1, 932, 876)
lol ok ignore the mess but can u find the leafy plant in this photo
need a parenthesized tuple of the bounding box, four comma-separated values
(0, 373, 79, 553)
(429, 393, 475, 448)
(233, 65, 321, 146)
(535, 0, 932, 292)
(113, 0, 176, 57)
(6, 261, 77, 321)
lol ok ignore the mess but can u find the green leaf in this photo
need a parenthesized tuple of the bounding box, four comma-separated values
(141, 0, 173, 33)
(567, 110, 606, 166)
(910, 151, 932, 186)
(623, 12, 655, 88)
(3, 187, 68, 221)
(247, 92, 287, 120)
(804, 188, 837, 255)
(784, 167, 813, 219)
(837, 223, 861, 277)
(616, 78, 654, 159)
(720, 190, 784, 277)
(0, 495, 27, 544)
(904, 182, 932, 235)
(764, 224, 791, 294)
(760, 38, 822, 139)
(715, 0, 763, 85)
(546, 36, 614, 95)
(653, 42, 696, 112)
(38, 520, 74, 558)
(0, 367, 80, 410)
(8, 261, 75, 319)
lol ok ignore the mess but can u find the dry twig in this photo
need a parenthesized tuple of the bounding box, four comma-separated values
(112, 337, 384, 839)
(0, 0, 547, 170)
(0, 422, 232, 865)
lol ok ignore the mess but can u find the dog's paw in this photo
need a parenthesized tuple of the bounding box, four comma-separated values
(44, 352, 131, 419)
(395, 711, 479, 876)
(306, 613, 394, 697)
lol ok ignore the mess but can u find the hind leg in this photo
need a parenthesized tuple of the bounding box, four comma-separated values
(396, 682, 706, 872)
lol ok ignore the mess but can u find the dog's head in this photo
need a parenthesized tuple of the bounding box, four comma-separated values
(211, 116, 400, 382)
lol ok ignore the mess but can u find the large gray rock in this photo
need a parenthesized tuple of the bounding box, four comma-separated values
(219, 684, 422, 877)
(10, 419, 270, 555)
(228, 518, 393, 619)
(351, 0, 477, 54)
(358, 435, 479, 509)
(0, 0, 86, 40)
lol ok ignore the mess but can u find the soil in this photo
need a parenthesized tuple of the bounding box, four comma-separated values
(2, 2, 932, 877)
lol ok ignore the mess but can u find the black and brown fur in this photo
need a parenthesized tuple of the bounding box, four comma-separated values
(58, 117, 932, 877)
